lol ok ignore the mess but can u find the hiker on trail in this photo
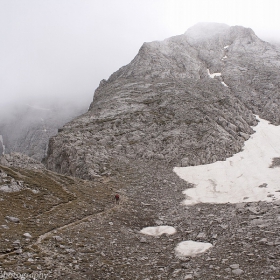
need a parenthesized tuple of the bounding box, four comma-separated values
(115, 193, 120, 204)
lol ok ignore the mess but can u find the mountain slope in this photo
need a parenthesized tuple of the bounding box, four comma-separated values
(45, 23, 280, 179)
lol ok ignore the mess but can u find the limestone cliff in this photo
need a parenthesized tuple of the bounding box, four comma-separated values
(45, 23, 280, 179)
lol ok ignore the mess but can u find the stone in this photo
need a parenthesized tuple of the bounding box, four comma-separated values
(259, 238, 268, 244)
(53, 236, 63, 242)
(232, 268, 244, 275)
(230, 264, 239, 269)
(5, 216, 20, 223)
(15, 248, 23, 254)
(196, 232, 207, 239)
(140, 237, 147, 243)
(239, 132, 250, 140)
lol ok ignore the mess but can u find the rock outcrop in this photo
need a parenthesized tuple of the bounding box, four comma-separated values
(0, 153, 45, 170)
(45, 23, 280, 179)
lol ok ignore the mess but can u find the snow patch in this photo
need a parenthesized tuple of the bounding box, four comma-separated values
(221, 82, 228, 87)
(175, 241, 212, 257)
(140, 226, 176, 236)
(224, 45, 229, 49)
(207, 69, 222, 78)
(174, 117, 280, 205)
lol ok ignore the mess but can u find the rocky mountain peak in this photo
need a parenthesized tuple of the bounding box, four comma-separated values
(45, 23, 280, 179)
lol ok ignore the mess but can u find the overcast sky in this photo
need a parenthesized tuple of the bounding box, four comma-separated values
(1, 0, 280, 108)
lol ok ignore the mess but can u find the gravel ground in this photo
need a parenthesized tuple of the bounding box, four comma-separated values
(0, 160, 280, 279)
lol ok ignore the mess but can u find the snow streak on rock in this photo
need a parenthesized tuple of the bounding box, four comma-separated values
(207, 69, 222, 78)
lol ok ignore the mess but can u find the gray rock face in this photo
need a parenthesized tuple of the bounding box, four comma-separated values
(45, 23, 280, 179)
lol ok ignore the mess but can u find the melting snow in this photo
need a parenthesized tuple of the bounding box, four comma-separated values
(174, 117, 280, 205)
(207, 69, 222, 78)
(175, 241, 212, 257)
(140, 226, 176, 236)
(221, 82, 228, 87)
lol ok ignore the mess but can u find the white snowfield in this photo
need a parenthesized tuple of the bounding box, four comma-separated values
(140, 226, 176, 236)
(175, 241, 212, 257)
(174, 117, 280, 205)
